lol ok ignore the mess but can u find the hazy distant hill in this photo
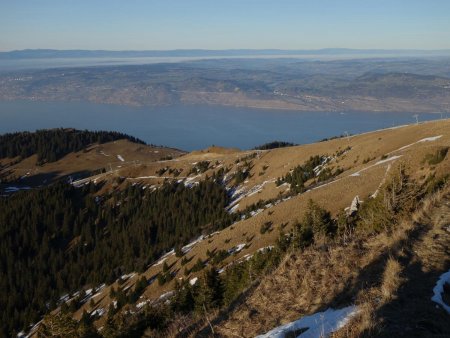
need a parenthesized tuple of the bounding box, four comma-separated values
(1, 57, 449, 112)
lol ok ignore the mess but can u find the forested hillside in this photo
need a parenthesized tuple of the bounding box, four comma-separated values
(0, 129, 145, 164)
(0, 180, 233, 336)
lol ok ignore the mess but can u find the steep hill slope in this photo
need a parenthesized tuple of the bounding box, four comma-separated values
(3, 120, 450, 337)
(213, 186, 450, 337)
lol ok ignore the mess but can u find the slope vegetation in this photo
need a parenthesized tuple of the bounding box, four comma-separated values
(2, 119, 450, 337)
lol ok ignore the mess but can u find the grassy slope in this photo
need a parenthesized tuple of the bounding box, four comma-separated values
(14, 119, 449, 336)
(0, 139, 185, 189)
(35, 119, 448, 334)
(213, 185, 450, 337)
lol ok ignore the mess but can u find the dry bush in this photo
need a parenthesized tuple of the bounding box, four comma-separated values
(380, 258, 402, 301)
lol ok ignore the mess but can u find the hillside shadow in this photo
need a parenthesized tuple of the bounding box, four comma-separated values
(0, 171, 62, 194)
(321, 220, 450, 337)
(19, 171, 63, 186)
(321, 222, 430, 309)
(362, 261, 450, 337)
(16, 169, 94, 187)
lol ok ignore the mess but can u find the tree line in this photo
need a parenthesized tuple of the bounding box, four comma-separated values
(0, 129, 146, 164)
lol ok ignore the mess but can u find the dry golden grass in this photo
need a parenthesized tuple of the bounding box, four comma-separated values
(20, 119, 450, 334)
(0, 139, 185, 188)
(214, 240, 371, 337)
(215, 181, 450, 337)
(332, 184, 450, 337)
(380, 258, 403, 301)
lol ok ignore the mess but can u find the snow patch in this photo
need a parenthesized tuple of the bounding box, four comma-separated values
(257, 246, 274, 253)
(4, 186, 31, 193)
(207, 231, 221, 238)
(313, 156, 332, 177)
(227, 179, 275, 212)
(182, 235, 204, 254)
(136, 299, 150, 309)
(371, 164, 392, 198)
(419, 135, 443, 142)
(91, 284, 106, 299)
(184, 174, 201, 187)
(396, 135, 443, 152)
(59, 293, 69, 303)
(117, 155, 125, 162)
(228, 243, 246, 255)
(154, 249, 175, 266)
(375, 155, 402, 165)
(238, 254, 253, 262)
(431, 269, 450, 313)
(351, 155, 402, 177)
(120, 272, 136, 280)
(256, 306, 358, 338)
(250, 208, 264, 217)
(90, 308, 105, 317)
(159, 291, 174, 301)
(229, 204, 240, 213)
(189, 277, 198, 286)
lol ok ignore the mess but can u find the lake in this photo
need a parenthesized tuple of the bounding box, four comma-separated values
(0, 100, 446, 151)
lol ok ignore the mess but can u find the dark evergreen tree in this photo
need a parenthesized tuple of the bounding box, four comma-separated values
(0, 129, 146, 164)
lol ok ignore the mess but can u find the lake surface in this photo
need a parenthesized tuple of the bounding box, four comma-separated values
(0, 100, 446, 151)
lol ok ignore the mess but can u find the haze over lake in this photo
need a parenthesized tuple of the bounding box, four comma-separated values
(4, 49, 448, 72)
(0, 100, 445, 151)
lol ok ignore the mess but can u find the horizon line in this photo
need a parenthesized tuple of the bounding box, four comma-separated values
(3, 47, 450, 53)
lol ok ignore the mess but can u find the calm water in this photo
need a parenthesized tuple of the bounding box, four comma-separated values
(0, 100, 445, 151)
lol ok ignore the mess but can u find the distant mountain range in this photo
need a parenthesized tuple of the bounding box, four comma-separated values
(2, 48, 450, 59)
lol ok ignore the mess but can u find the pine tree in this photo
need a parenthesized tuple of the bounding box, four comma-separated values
(196, 267, 224, 311)
(303, 199, 335, 236)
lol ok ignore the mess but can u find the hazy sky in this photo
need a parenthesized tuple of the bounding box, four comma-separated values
(1, 0, 450, 51)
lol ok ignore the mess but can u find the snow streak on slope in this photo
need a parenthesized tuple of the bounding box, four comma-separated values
(389, 135, 443, 153)
(350, 155, 402, 177)
(256, 306, 358, 338)
(227, 179, 275, 212)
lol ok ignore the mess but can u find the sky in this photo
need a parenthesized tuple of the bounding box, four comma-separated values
(1, 0, 450, 51)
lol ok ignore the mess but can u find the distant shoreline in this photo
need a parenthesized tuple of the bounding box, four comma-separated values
(0, 97, 448, 114)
